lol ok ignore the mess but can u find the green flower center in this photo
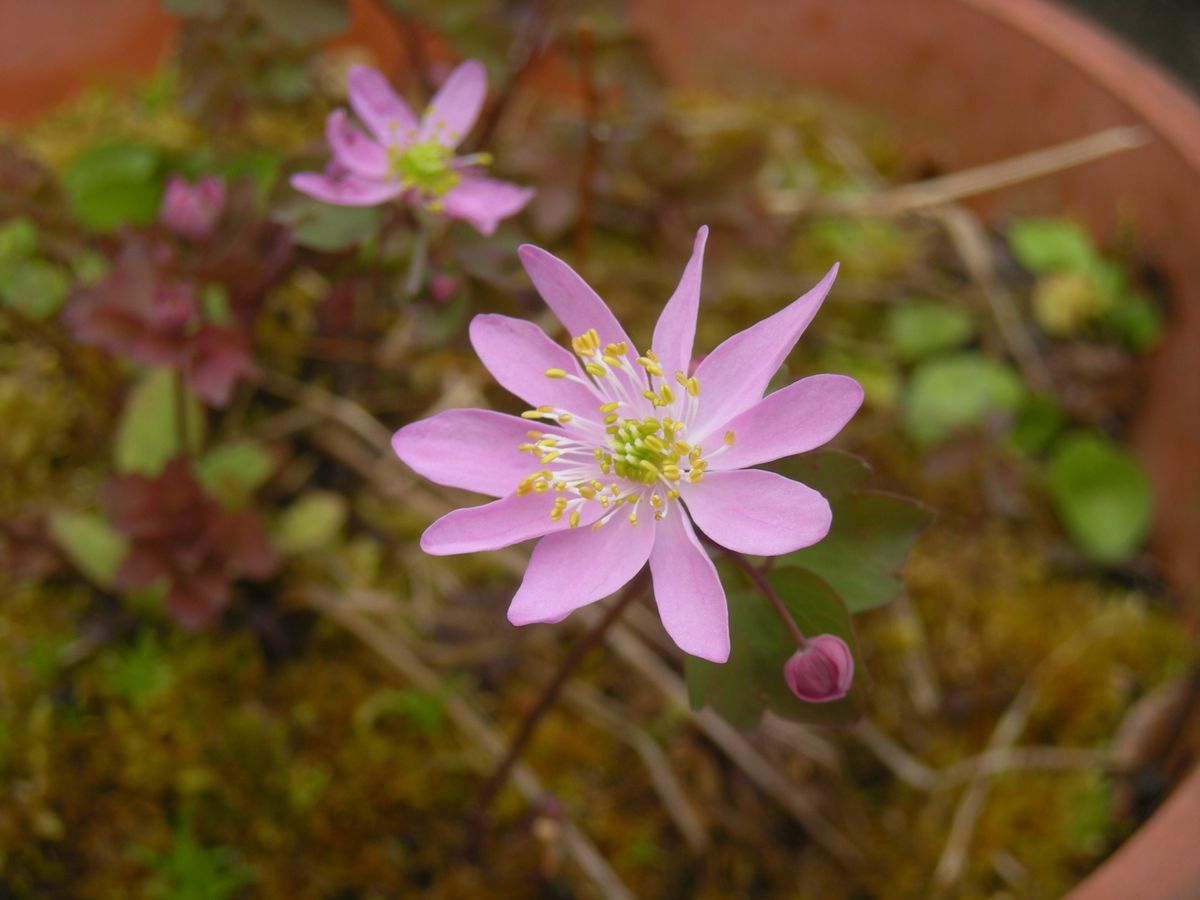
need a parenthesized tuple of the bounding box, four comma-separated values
(389, 139, 459, 197)
(604, 418, 682, 485)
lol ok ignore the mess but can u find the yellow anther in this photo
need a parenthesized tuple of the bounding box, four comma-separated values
(644, 435, 666, 453)
(642, 390, 660, 405)
(550, 508, 563, 521)
(579, 485, 596, 499)
(519, 443, 536, 452)
(693, 459, 708, 472)
(688, 471, 704, 483)
(526, 430, 542, 439)
(628, 512, 639, 526)
(598, 402, 618, 414)
(659, 385, 675, 404)
(650, 494, 663, 509)
(674, 440, 691, 455)
(638, 460, 659, 477)
(604, 342, 627, 357)
(663, 466, 681, 482)
(686, 376, 701, 396)
(558, 413, 573, 424)
(599, 497, 610, 508)
(545, 368, 567, 379)
(533, 481, 550, 493)
(554, 481, 567, 491)
(667, 489, 680, 500)
(602, 354, 621, 367)
(584, 362, 607, 378)
(603, 413, 618, 425)
(724, 430, 736, 446)
(538, 438, 558, 447)
(540, 451, 561, 464)
(592, 520, 605, 530)
(522, 407, 552, 419)
(675, 370, 688, 386)
(646, 350, 659, 361)
(553, 497, 567, 509)
(569, 510, 580, 528)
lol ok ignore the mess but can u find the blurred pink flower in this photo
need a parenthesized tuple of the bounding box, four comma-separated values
(392, 227, 863, 662)
(291, 61, 533, 235)
(782, 634, 855, 703)
(104, 459, 279, 631)
(160, 174, 226, 240)
(66, 239, 255, 407)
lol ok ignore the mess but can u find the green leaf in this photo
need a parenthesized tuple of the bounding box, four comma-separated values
(1008, 218, 1098, 274)
(195, 440, 275, 508)
(686, 566, 866, 727)
(63, 140, 164, 233)
(274, 197, 379, 252)
(100, 630, 173, 712)
(1104, 293, 1162, 351)
(246, 0, 349, 45)
(1047, 431, 1152, 564)
(47, 510, 128, 588)
(886, 300, 975, 363)
(0, 258, 71, 319)
(114, 369, 206, 475)
(903, 352, 1024, 445)
(1011, 391, 1065, 456)
(0, 216, 39, 259)
(274, 491, 347, 555)
(772, 451, 932, 613)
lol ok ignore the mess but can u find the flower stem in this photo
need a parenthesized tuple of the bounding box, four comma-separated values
(403, 226, 428, 300)
(173, 368, 190, 457)
(723, 549, 809, 650)
(464, 574, 646, 850)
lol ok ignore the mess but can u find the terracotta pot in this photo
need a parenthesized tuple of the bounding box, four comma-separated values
(0, 0, 176, 123)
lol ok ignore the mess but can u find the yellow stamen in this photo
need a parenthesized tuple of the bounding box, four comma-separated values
(569, 510, 580, 528)
(545, 368, 567, 379)
(724, 430, 736, 446)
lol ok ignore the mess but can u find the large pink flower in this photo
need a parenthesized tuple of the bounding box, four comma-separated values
(392, 228, 863, 662)
(291, 61, 533, 236)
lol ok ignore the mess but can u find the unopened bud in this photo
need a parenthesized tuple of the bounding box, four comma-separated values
(160, 174, 226, 240)
(782, 634, 854, 703)
(429, 272, 458, 303)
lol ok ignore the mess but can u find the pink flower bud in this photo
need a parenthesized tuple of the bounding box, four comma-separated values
(782, 634, 854, 703)
(160, 174, 226, 240)
(429, 273, 458, 304)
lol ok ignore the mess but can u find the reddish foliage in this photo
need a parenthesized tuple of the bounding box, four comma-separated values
(103, 458, 279, 630)
(65, 238, 256, 407)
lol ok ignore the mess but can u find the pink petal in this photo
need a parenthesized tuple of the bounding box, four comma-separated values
(707, 374, 864, 471)
(689, 264, 839, 442)
(290, 171, 403, 207)
(681, 469, 831, 556)
(440, 176, 534, 235)
(347, 65, 418, 143)
(326, 109, 389, 178)
(517, 244, 637, 357)
(420, 59, 487, 148)
(650, 226, 708, 381)
(469, 314, 601, 412)
(392, 409, 559, 498)
(649, 508, 729, 662)
(421, 492, 596, 556)
(507, 519, 655, 625)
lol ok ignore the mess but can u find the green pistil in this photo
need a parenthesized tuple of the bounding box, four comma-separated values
(604, 418, 679, 485)
(389, 139, 460, 197)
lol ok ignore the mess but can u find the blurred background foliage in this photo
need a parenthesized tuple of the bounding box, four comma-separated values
(0, 0, 1195, 897)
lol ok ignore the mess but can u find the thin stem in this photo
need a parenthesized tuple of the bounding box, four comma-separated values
(722, 548, 808, 650)
(464, 573, 647, 850)
(173, 368, 190, 457)
(403, 226, 428, 300)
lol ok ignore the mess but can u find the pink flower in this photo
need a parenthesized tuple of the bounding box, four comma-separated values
(291, 61, 533, 236)
(392, 227, 863, 662)
(782, 634, 855, 703)
(160, 174, 227, 240)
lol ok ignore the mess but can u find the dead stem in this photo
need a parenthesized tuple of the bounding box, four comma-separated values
(465, 574, 648, 849)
